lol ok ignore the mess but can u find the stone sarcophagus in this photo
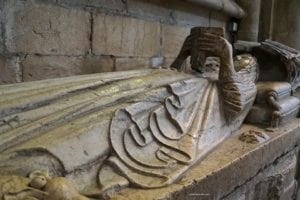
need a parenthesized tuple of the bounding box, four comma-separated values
(0, 27, 300, 200)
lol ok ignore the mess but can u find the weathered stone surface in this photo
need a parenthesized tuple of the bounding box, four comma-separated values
(162, 57, 190, 72)
(5, 2, 90, 55)
(161, 25, 190, 58)
(0, 55, 20, 84)
(171, 2, 210, 27)
(57, 0, 126, 12)
(274, 32, 300, 51)
(162, 57, 176, 69)
(109, 121, 300, 199)
(22, 55, 114, 81)
(115, 57, 149, 71)
(273, 0, 300, 49)
(127, 0, 210, 27)
(0, 23, 4, 54)
(93, 14, 160, 57)
(127, 0, 171, 23)
(223, 148, 298, 200)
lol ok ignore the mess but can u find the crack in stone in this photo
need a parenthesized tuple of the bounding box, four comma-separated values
(89, 12, 94, 55)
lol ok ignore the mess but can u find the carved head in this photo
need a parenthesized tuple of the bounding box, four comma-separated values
(29, 170, 49, 189)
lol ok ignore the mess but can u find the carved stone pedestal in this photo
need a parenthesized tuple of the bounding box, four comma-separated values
(108, 120, 300, 200)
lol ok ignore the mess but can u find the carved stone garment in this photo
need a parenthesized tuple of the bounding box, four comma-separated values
(221, 55, 258, 122)
(105, 78, 224, 188)
(0, 67, 257, 195)
(100, 59, 257, 189)
(255, 40, 300, 90)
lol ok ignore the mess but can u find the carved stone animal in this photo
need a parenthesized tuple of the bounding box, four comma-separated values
(0, 175, 47, 200)
(29, 171, 88, 200)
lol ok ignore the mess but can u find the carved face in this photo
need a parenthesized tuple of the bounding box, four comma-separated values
(203, 57, 220, 73)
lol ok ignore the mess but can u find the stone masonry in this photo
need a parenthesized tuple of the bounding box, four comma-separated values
(0, 0, 229, 84)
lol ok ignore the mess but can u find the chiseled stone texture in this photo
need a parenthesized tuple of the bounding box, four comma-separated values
(0, 0, 231, 84)
(5, 2, 90, 55)
(115, 57, 149, 71)
(0, 55, 20, 84)
(161, 25, 190, 58)
(109, 121, 300, 200)
(93, 14, 160, 57)
(223, 149, 298, 200)
(22, 55, 114, 81)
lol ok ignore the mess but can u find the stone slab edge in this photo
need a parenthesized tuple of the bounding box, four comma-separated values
(108, 120, 300, 200)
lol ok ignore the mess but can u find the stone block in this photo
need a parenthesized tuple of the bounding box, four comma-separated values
(22, 55, 114, 81)
(5, 2, 90, 55)
(93, 14, 160, 57)
(115, 57, 149, 71)
(127, 0, 173, 23)
(58, 0, 126, 12)
(274, 32, 300, 50)
(161, 25, 190, 58)
(84, 55, 115, 73)
(171, 2, 210, 27)
(0, 55, 19, 84)
(127, 0, 210, 27)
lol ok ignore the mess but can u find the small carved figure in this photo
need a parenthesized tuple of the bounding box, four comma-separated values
(0, 171, 88, 200)
(0, 175, 47, 200)
(29, 171, 89, 200)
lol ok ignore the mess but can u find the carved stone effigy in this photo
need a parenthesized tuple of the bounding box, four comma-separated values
(0, 27, 299, 199)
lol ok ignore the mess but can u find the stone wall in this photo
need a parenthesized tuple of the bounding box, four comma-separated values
(0, 0, 229, 84)
(272, 0, 300, 50)
(237, 0, 300, 51)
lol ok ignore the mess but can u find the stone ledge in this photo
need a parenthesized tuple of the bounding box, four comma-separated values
(107, 120, 300, 200)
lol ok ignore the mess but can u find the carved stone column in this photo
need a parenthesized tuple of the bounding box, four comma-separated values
(236, 0, 261, 42)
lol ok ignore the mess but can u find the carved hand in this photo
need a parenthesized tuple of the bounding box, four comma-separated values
(196, 33, 235, 78)
(196, 33, 232, 60)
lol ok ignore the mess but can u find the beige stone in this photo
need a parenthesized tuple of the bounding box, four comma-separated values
(115, 57, 149, 71)
(0, 55, 19, 84)
(83, 55, 115, 73)
(162, 57, 175, 69)
(109, 121, 300, 200)
(5, 3, 90, 55)
(93, 14, 160, 57)
(23, 55, 114, 81)
(161, 25, 190, 58)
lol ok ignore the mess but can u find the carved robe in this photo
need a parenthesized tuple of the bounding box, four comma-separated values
(0, 64, 256, 194)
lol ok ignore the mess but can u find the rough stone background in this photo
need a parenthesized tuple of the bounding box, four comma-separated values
(237, 0, 300, 50)
(0, 0, 229, 84)
(1, 0, 300, 84)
